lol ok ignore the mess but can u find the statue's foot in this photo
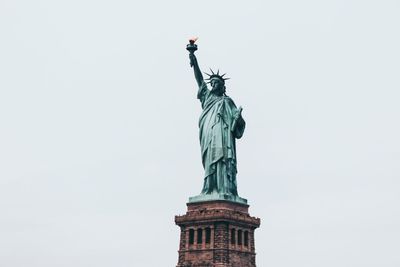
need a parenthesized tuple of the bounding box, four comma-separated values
(188, 192, 247, 204)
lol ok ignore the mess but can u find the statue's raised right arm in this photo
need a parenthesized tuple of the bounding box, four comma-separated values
(189, 53, 204, 87)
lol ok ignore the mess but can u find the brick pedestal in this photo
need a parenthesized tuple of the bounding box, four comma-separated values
(175, 200, 260, 267)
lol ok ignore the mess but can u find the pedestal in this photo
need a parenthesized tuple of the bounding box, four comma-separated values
(175, 200, 260, 267)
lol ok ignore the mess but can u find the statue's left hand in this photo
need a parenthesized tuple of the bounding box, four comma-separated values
(234, 106, 243, 119)
(231, 106, 245, 138)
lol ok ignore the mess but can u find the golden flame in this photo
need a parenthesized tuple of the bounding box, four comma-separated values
(189, 37, 198, 43)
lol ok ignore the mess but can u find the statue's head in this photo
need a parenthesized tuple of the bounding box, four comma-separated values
(205, 69, 229, 96)
(210, 77, 226, 96)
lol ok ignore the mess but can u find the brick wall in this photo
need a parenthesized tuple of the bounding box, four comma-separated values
(175, 200, 260, 267)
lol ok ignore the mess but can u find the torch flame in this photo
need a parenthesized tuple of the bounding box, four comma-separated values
(189, 37, 198, 44)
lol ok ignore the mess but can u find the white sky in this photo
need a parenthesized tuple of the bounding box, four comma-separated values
(1, 0, 399, 266)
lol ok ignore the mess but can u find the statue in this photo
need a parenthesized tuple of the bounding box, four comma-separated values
(187, 38, 247, 204)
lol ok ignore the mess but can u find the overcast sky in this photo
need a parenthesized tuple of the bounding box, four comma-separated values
(1, 0, 399, 266)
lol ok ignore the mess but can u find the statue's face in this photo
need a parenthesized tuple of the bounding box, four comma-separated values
(210, 78, 225, 96)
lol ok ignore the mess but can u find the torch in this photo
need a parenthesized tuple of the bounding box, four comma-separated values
(187, 37, 198, 67)
(186, 37, 198, 54)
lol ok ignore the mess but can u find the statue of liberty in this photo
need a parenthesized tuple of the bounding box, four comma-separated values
(187, 39, 247, 204)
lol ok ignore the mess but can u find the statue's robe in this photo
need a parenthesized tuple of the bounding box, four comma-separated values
(197, 81, 245, 196)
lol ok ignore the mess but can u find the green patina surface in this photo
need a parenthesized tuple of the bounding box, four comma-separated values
(187, 41, 247, 204)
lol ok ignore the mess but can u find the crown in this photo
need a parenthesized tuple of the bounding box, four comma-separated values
(204, 69, 230, 84)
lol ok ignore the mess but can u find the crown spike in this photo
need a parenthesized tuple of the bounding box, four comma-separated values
(203, 68, 230, 83)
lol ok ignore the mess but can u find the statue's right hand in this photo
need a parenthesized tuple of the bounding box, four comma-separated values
(189, 53, 196, 67)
